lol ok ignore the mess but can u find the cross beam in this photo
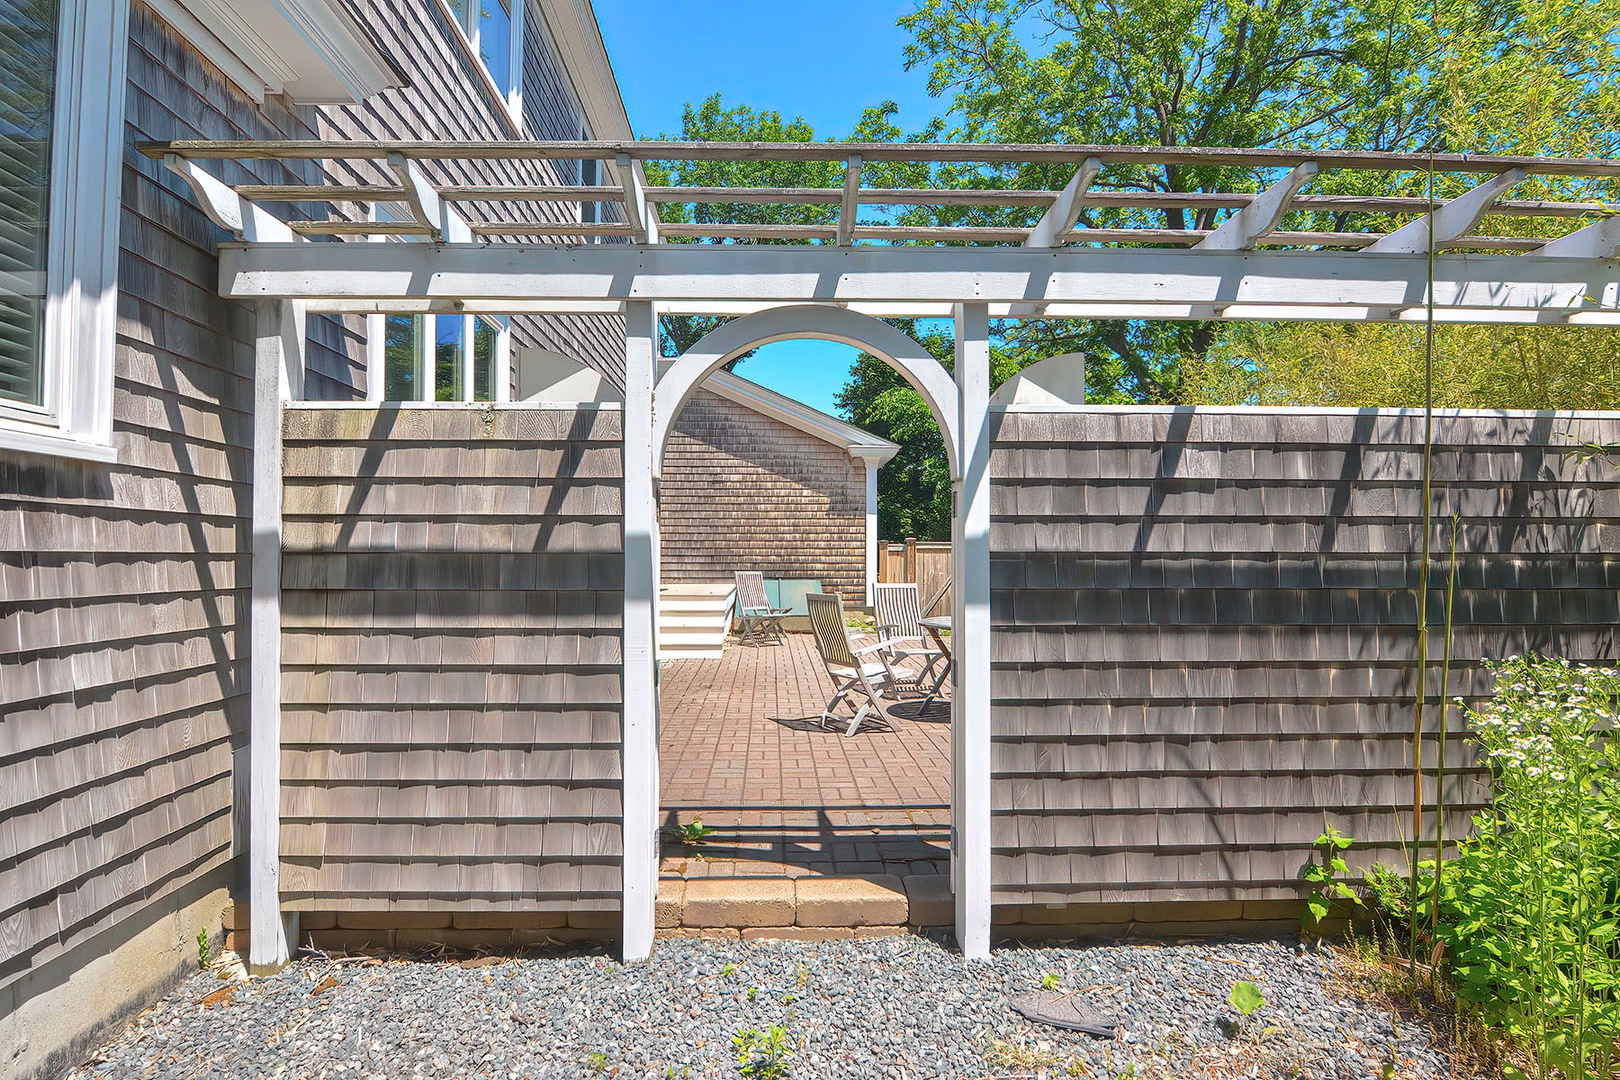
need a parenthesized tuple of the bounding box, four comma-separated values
(218, 243, 1620, 322)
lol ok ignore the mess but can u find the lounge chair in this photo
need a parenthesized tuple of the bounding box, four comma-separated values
(873, 581, 947, 693)
(734, 571, 791, 646)
(806, 592, 900, 736)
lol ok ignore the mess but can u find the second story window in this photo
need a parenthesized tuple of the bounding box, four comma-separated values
(444, 0, 521, 117)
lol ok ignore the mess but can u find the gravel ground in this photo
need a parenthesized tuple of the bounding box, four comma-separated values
(68, 934, 1464, 1079)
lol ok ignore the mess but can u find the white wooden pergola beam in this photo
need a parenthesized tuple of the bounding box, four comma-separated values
(219, 244, 1620, 318)
(615, 153, 659, 244)
(1533, 214, 1620, 259)
(164, 154, 295, 243)
(837, 155, 862, 247)
(1196, 162, 1317, 250)
(1366, 169, 1528, 253)
(1025, 157, 1101, 248)
(387, 152, 472, 243)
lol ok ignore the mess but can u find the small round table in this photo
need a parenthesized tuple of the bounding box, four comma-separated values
(917, 615, 953, 706)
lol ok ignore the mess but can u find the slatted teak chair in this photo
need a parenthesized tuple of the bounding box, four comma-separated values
(873, 582, 947, 692)
(734, 571, 791, 646)
(805, 592, 900, 736)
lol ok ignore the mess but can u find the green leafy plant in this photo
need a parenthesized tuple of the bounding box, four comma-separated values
(1229, 980, 1264, 1019)
(196, 928, 210, 969)
(1040, 972, 1060, 990)
(720, 962, 736, 977)
(747, 986, 759, 1001)
(734, 1024, 793, 1080)
(586, 1051, 609, 1073)
(662, 817, 716, 846)
(1300, 826, 1364, 931)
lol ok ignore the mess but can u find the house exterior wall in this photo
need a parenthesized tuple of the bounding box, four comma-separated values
(0, 4, 628, 1072)
(988, 408, 1620, 909)
(660, 389, 870, 602)
(278, 405, 624, 915)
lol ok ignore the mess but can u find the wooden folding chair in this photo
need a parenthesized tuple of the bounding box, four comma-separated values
(805, 592, 900, 736)
(734, 570, 791, 646)
(873, 582, 947, 692)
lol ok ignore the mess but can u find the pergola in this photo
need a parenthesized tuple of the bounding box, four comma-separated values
(142, 138, 1620, 968)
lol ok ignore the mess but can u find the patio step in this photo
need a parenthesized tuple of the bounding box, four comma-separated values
(657, 582, 735, 660)
(656, 874, 953, 938)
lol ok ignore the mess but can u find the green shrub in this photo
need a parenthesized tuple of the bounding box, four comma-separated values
(1426, 656, 1620, 1078)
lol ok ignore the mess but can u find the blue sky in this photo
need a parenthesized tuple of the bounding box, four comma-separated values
(592, 1, 946, 415)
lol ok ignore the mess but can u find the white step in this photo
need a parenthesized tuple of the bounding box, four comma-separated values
(657, 583, 735, 661)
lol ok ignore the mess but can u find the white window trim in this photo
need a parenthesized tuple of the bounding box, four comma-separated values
(0, 0, 131, 464)
(433, 0, 526, 129)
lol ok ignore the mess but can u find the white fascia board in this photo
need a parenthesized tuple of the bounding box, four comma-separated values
(219, 244, 1620, 320)
(686, 366, 900, 464)
(536, 0, 634, 140)
(154, 0, 397, 103)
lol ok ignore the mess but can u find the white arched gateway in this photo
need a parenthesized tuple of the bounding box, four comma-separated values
(149, 136, 1620, 968)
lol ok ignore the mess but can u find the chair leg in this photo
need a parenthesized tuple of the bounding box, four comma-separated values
(845, 700, 871, 737)
(821, 679, 854, 730)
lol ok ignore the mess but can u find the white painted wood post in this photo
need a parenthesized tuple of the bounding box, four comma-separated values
(864, 460, 879, 606)
(420, 314, 437, 402)
(461, 314, 476, 401)
(494, 324, 512, 403)
(952, 302, 993, 960)
(249, 299, 303, 973)
(364, 314, 384, 402)
(621, 300, 660, 960)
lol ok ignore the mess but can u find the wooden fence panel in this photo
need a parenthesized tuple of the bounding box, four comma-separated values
(989, 408, 1620, 907)
(879, 539, 951, 614)
(279, 405, 624, 913)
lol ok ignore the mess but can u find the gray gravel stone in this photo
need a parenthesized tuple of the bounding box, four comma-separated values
(66, 934, 1468, 1078)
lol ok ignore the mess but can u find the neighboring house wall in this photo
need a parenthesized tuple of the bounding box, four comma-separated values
(988, 409, 1620, 917)
(660, 389, 870, 601)
(279, 405, 624, 916)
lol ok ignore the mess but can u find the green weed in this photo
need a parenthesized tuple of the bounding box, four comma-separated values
(734, 1024, 793, 1080)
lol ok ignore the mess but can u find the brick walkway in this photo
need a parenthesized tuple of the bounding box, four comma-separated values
(658, 632, 951, 879)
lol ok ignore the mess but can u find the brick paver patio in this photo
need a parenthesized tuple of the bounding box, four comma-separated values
(658, 632, 951, 879)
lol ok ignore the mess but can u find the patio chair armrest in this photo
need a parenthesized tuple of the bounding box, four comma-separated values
(770, 606, 793, 615)
(852, 640, 892, 658)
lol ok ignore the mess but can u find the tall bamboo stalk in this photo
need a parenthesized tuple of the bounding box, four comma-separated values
(1430, 513, 1459, 937)
(1408, 159, 1438, 973)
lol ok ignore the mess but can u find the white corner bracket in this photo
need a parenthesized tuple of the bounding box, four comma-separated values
(164, 154, 296, 243)
(387, 152, 473, 243)
(1366, 168, 1528, 253)
(1196, 162, 1317, 250)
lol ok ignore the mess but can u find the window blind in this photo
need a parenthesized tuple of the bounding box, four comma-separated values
(0, 0, 56, 408)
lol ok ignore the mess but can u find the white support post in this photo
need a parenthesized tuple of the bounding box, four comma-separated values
(249, 299, 302, 974)
(461, 314, 476, 402)
(1367, 168, 1527, 253)
(505, 0, 525, 121)
(952, 302, 993, 960)
(837, 155, 863, 247)
(622, 300, 660, 961)
(864, 457, 879, 606)
(1196, 162, 1317, 250)
(1025, 158, 1101, 249)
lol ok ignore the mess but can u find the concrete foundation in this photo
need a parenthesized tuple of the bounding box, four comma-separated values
(0, 870, 231, 1080)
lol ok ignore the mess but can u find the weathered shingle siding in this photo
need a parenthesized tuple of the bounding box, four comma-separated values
(660, 390, 870, 601)
(0, 2, 309, 991)
(989, 408, 1620, 906)
(278, 406, 624, 911)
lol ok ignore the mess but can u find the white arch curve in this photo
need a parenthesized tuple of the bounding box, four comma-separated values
(652, 305, 961, 480)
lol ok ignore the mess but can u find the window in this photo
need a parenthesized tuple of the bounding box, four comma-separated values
(378, 314, 506, 403)
(0, 0, 56, 409)
(0, 0, 129, 461)
(441, 0, 522, 119)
